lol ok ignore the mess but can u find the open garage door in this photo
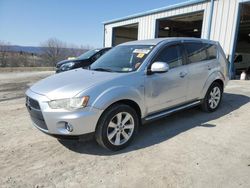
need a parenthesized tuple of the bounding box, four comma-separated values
(156, 11, 204, 38)
(112, 23, 138, 46)
(234, 2, 250, 76)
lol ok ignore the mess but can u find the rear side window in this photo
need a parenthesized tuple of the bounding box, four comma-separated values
(206, 44, 217, 60)
(184, 42, 217, 64)
(155, 45, 183, 69)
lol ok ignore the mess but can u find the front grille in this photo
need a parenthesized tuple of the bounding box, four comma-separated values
(26, 96, 40, 110)
(26, 96, 48, 130)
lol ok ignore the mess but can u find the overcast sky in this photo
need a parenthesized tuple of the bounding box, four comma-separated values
(0, 0, 186, 47)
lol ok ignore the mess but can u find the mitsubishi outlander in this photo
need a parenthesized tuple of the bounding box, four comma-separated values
(26, 38, 229, 151)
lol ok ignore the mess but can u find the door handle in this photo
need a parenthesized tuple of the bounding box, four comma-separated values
(180, 72, 187, 78)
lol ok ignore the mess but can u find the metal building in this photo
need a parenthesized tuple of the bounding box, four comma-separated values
(103, 0, 250, 78)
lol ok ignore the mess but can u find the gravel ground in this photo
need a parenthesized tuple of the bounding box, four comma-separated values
(0, 71, 250, 188)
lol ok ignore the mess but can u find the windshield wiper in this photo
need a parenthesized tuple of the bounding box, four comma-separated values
(91, 68, 113, 72)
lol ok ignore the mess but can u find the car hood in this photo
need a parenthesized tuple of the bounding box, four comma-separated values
(30, 68, 122, 100)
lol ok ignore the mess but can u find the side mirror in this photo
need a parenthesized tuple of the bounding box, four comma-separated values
(150, 62, 169, 73)
(234, 55, 243, 63)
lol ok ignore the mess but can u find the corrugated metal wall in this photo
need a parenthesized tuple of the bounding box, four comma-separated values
(209, 0, 239, 57)
(104, 1, 210, 47)
(104, 0, 246, 59)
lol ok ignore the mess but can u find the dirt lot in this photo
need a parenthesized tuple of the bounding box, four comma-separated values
(0, 71, 250, 188)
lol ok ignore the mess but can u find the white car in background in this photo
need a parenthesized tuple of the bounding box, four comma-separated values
(234, 53, 250, 74)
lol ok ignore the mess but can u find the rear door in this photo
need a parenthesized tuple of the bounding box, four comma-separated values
(183, 42, 218, 100)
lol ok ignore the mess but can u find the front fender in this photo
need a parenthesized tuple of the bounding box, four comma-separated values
(91, 86, 145, 117)
(200, 71, 225, 99)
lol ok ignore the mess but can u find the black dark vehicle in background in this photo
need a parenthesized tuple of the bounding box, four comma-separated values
(56, 47, 111, 73)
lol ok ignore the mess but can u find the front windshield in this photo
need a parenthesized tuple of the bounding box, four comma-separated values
(78, 49, 100, 59)
(90, 45, 154, 72)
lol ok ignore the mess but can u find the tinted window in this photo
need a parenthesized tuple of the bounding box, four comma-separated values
(78, 49, 100, 59)
(185, 42, 217, 63)
(155, 45, 183, 69)
(92, 52, 101, 61)
(206, 44, 217, 60)
(185, 43, 207, 63)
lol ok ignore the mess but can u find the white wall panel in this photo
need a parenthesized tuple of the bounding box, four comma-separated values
(104, 0, 243, 59)
(104, 2, 209, 47)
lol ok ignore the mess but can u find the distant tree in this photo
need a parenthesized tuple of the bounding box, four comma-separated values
(40, 38, 68, 66)
(0, 38, 93, 67)
(40, 38, 91, 66)
(0, 41, 11, 67)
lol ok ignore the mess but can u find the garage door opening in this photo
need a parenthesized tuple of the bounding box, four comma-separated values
(156, 11, 204, 38)
(112, 23, 138, 46)
(234, 2, 250, 76)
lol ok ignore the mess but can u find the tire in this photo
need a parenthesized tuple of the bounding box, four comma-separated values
(201, 82, 223, 112)
(95, 104, 139, 151)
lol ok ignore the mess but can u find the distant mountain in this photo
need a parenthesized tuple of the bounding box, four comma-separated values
(1, 45, 89, 55)
(2, 45, 44, 55)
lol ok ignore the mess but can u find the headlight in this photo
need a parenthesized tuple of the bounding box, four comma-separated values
(61, 62, 75, 70)
(48, 96, 89, 110)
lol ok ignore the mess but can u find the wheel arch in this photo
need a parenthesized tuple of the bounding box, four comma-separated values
(96, 99, 142, 122)
(91, 86, 145, 118)
(201, 71, 225, 99)
(213, 79, 224, 91)
(108, 99, 142, 119)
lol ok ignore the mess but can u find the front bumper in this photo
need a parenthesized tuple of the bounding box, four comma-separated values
(25, 89, 103, 136)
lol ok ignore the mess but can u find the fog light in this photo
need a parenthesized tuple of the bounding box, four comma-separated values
(65, 122, 73, 132)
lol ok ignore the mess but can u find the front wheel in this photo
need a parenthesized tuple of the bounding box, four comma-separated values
(201, 82, 223, 112)
(95, 104, 139, 151)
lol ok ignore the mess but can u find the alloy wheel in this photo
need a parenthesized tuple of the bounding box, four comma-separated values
(208, 86, 221, 109)
(107, 112, 135, 146)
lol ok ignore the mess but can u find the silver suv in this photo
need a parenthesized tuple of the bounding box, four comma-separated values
(26, 38, 229, 151)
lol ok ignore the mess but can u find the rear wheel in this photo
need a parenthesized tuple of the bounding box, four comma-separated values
(201, 82, 223, 112)
(95, 104, 139, 151)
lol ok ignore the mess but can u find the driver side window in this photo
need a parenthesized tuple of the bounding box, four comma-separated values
(155, 45, 183, 69)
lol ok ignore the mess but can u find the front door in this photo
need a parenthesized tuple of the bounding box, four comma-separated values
(145, 44, 189, 114)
